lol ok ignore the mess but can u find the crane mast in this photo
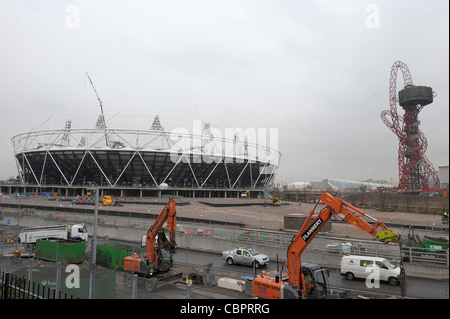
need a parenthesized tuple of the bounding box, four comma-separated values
(86, 72, 109, 147)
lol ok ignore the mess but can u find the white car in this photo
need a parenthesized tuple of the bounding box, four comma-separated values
(221, 247, 269, 268)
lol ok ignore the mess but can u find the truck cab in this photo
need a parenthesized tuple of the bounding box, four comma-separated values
(70, 224, 88, 241)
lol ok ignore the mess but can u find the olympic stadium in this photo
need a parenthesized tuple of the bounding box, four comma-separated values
(9, 116, 280, 197)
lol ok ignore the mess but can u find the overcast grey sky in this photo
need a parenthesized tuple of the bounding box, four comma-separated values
(0, 0, 448, 185)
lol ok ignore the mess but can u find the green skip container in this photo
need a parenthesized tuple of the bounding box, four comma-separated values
(35, 239, 86, 264)
(96, 243, 145, 270)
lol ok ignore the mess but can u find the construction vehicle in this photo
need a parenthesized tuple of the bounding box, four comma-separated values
(266, 195, 281, 206)
(401, 226, 448, 260)
(102, 195, 122, 206)
(241, 190, 250, 198)
(263, 189, 281, 206)
(252, 192, 401, 299)
(123, 198, 177, 287)
(18, 224, 88, 245)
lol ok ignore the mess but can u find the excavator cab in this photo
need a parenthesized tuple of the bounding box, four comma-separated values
(123, 248, 173, 276)
(124, 254, 154, 277)
(253, 264, 330, 299)
(272, 197, 281, 206)
(302, 264, 330, 299)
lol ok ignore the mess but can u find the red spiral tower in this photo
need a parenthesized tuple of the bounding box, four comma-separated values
(381, 61, 440, 191)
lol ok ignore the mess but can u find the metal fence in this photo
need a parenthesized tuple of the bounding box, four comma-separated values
(233, 229, 449, 265)
(0, 260, 78, 299)
(2, 205, 448, 266)
(0, 255, 243, 299)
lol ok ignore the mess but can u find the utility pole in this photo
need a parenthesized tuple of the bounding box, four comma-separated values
(89, 188, 99, 299)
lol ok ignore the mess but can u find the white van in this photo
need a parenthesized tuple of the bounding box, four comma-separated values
(340, 255, 401, 286)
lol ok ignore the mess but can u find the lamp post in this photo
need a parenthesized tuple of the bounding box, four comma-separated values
(89, 187, 99, 299)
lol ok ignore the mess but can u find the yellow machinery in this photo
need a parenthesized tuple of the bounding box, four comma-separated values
(102, 195, 122, 206)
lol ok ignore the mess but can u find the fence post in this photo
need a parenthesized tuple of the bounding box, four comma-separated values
(445, 281, 448, 299)
(3, 272, 11, 299)
(28, 248, 34, 285)
(132, 274, 137, 299)
(447, 249, 449, 267)
(27, 279, 31, 299)
(5, 255, 9, 274)
(12, 274, 17, 299)
(55, 262, 62, 299)
(186, 283, 191, 299)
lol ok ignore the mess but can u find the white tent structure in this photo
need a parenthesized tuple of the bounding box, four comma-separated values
(289, 179, 395, 191)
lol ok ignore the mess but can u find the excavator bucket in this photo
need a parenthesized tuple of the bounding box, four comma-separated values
(375, 230, 401, 243)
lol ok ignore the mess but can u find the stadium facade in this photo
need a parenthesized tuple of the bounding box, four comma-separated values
(10, 117, 280, 197)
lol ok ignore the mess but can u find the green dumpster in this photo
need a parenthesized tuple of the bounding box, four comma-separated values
(96, 243, 145, 270)
(35, 239, 86, 264)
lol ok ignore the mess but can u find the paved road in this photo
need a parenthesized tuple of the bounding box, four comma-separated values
(173, 247, 449, 299)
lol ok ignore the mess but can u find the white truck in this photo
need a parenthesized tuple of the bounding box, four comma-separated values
(221, 246, 270, 269)
(340, 255, 401, 286)
(18, 224, 88, 245)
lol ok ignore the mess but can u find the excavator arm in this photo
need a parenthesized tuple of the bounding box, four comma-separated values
(146, 198, 177, 269)
(286, 192, 400, 297)
(318, 193, 400, 243)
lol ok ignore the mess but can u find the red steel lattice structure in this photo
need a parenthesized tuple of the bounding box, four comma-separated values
(381, 61, 439, 191)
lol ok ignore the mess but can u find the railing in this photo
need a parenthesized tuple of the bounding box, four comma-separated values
(2, 207, 448, 266)
(400, 246, 449, 265)
(0, 256, 241, 299)
(0, 268, 77, 299)
(232, 229, 449, 265)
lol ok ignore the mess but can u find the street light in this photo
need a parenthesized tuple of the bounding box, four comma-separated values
(88, 187, 99, 299)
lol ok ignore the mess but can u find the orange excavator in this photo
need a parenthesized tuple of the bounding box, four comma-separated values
(124, 198, 177, 277)
(252, 192, 401, 299)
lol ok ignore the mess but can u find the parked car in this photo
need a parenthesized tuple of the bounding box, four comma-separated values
(221, 247, 269, 268)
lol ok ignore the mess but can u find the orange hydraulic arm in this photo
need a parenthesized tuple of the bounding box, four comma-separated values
(145, 198, 177, 269)
(286, 192, 400, 297)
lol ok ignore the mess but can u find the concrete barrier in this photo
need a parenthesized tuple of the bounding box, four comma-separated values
(2, 214, 447, 280)
(217, 277, 245, 292)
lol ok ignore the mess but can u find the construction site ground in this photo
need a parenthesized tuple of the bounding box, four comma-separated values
(3, 195, 447, 235)
(105, 196, 448, 240)
(1, 195, 448, 299)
